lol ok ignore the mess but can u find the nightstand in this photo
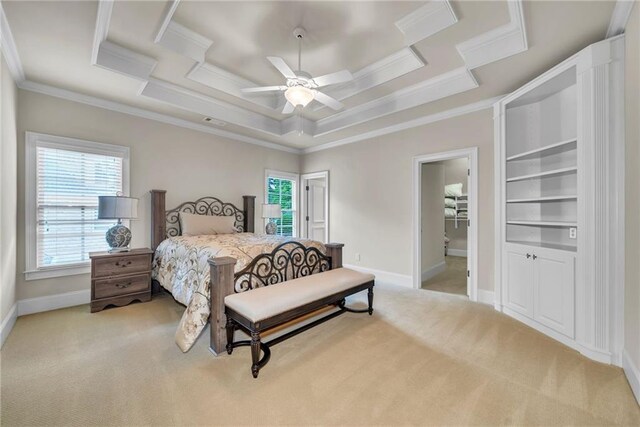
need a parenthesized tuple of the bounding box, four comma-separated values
(89, 248, 153, 313)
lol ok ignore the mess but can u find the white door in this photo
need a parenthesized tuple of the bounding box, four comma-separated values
(533, 248, 575, 338)
(503, 244, 534, 317)
(305, 178, 327, 242)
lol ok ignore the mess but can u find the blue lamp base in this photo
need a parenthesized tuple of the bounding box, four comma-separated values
(106, 223, 132, 252)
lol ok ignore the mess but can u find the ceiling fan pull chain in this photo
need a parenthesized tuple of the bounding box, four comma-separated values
(298, 108, 304, 136)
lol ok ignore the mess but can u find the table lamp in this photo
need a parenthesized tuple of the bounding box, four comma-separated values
(261, 204, 281, 235)
(98, 194, 138, 252)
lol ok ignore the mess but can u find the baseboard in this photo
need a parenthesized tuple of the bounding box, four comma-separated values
(343, 264, 413, 288)
(17, 289, 91, 316)
(447, 249, 467, 257)
(477, 289, 495, 306)
(623, 350, 640, 405)
(421, 261, 446, 282)
(0, 303, 18, 348)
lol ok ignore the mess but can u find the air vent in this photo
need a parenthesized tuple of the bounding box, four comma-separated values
(203, 117, 226, 126)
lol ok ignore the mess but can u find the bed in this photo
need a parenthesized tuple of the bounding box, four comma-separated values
(149, 190, 342, 353)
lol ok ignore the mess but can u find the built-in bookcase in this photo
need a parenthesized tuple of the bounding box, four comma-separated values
(494, 36, 625, 365)
(504, 66, 578, 252)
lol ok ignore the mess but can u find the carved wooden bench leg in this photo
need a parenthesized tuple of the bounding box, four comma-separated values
(251, 331, 261, 378)
(368, 286, 374, 315)
(226, 317, 235, 355)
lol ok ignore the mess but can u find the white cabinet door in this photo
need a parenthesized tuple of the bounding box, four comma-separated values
(504, 245, 534, 317)
(533, 248, 575, 338)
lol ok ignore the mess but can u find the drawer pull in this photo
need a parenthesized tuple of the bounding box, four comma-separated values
(115, 282, 132, 289)
(115, 260, 133, 267)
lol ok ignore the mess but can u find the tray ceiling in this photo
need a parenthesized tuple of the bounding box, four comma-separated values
(1, 1, 616, 152)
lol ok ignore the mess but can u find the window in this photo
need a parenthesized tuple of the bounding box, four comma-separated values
(25, 132, 129, 280)
(265, 170, 298, 237)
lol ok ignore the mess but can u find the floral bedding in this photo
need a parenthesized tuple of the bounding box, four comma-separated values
(152, 233, 325, 352)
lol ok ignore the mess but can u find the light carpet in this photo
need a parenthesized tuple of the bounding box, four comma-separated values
(422, 256, 467, 296)
(1, 285, 639, 426)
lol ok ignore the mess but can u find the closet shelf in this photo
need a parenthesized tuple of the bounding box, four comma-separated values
(506, 195, 577, 203)
(507, 220, 577, 227)
(506, 166, 578, 182)
(506, 138, 577, 162)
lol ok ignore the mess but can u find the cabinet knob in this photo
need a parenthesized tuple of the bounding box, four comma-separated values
(526, 253, 531, 258)
(532, 254, 537, 260)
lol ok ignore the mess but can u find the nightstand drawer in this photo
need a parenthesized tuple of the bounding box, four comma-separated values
(93, 254, 151, 278)
(94, 273, 150, 299)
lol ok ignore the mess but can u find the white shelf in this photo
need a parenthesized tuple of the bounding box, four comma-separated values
(506, 138, 577, 162)
(507, 220, 577, 227)
(507, 240, 577, 252)
(506, 195, 577, 203)
(506, 167, 578, 182)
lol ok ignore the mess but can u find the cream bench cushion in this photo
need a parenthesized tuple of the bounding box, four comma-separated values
(224, 268, 375, 323)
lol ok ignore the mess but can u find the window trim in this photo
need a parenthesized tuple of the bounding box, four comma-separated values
(264, 169, 299, 237)
(24, 132, 130, 281)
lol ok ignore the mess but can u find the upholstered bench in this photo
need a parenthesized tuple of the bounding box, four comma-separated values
(224, 267, 375, 378)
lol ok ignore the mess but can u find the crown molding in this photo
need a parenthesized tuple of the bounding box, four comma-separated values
(606, 0, 635, 38)
(313, 47, 424, 111)
(315, 67, 478, 136)
(140, 78, 282, 135)
(18, 79, 301, 154)
(95, 40, 157, 81)
(154, 0, 181, 43)
(187, 62, 280, 110)
(0, 2, 25, 82)
(91, 0, 113, 65)
(156, 20, 212, 63)
(456, 0, 527, 69)
(304, 96, 502, 154)
(395, 0, 458, 46)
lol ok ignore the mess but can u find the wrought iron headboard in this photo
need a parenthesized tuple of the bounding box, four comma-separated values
(150, 190, 256, 251)
(166, 197, 245, 237)
(233, 241, 331, 292)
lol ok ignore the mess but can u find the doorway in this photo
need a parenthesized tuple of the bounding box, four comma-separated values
(300, 171, 329, 243)
(412, 148, 478, 301)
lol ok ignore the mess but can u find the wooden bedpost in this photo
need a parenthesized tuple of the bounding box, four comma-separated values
(208, 256, 237, 356)
(150, 190, 166, 251)
(243, 195, 256, 232)
(325, 243, 344, 270)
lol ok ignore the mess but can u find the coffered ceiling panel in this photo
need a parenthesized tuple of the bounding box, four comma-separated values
(2, 0, 616, 152)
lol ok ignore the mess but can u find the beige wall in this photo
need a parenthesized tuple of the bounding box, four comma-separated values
(444, 157, 469, 253)
(302, 110, 494, 290)
(421, 163, 445, 275)
(624, 3, 640, 379)
(16, 90, 300, 301)
(1, 53, 18, 322)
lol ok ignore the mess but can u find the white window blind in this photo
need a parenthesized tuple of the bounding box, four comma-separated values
(266, 171, 297, 237)
(25, 132, 130, 279)
(36, 147, 123, 267)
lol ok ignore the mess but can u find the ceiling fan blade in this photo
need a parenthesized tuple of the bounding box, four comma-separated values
(241, 86, 286, 94)
(313, 90, 344, 110)
(267, 56, 297, 79)
(312, 70, 353, 87)
(282, 102, 295, 114)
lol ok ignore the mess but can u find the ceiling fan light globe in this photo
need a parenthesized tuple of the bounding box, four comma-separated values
(284, 86, 314, 107)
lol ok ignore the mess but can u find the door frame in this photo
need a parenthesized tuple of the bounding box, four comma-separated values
(412, 147, 478, 301)
(300, 170, 330, 243)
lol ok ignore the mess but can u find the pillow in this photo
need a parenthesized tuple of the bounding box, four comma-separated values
(179, 212, 237, 236)
(445, 198, 456, 208)
(444, 183, 463, 197)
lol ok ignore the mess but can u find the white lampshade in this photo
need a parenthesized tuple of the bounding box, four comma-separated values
(284, 86, 314, 107)
(98, 196, 138, 220)
(262, 204, 282, 219)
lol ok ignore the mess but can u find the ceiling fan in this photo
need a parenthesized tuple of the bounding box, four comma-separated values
(241, 27, 353, 114)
